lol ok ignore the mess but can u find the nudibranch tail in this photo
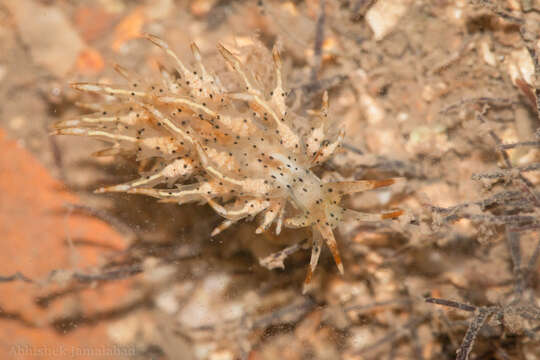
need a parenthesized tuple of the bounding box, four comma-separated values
(301, 177, 404, 292)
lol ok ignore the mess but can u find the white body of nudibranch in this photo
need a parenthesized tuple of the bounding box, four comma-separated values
(54, 35, 402, 291)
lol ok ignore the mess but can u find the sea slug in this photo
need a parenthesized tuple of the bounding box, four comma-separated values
(54, 35, 403, 290)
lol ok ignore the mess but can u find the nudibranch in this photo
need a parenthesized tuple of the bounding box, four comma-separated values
(54, 35, 402, 290)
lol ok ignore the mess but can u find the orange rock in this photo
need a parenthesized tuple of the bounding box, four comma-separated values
(76, 48, 105, 74)
(112, 7, 146, 52)
(0, 129, 133, 359)
(190, 0, 217, 17)
(73, 6, 116, 43)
